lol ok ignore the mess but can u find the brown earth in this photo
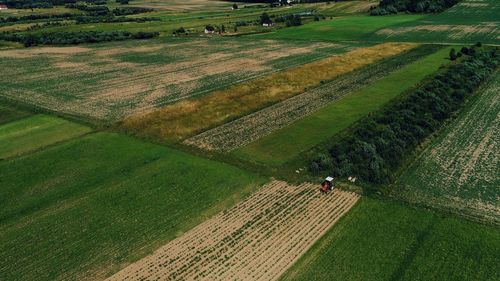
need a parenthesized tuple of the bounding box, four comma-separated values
(107, 180, 360, 281)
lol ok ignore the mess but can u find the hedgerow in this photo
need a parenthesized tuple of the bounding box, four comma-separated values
(0, 30, 159, 46)
(308, 47, 499, 184)
(370, 0, 458, 15)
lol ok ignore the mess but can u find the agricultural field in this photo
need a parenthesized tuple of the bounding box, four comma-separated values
(108, 180, 359, 280)
(123, 42, 415, 141)
(185, 44, 440, 152)
(392, 71, 500, 223)
(0, 37, 345, 121)
(0, 132, 264, 281)
(371, 0, 500, 44)
(234, 46, 453, 165)
(280, 198, 500, 281)
(0, 0, 499, 280)
(0, 114, 91, 159)
(261, 0, 499, 44)
(0, 103, 31, 125)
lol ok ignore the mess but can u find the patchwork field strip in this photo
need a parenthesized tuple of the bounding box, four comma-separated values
(184, 45, 441, 151)
(0, 39, 342, 120)
(107, 180, 359, 281)
(394, 71, 500, 223)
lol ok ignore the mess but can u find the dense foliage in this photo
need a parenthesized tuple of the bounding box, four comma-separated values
(370, 0, 458, 15)
(0, 13, 74, 23)
(0, 30, 159, 46)
(1, 0, 77, 8)
(308, 47, 498, 184)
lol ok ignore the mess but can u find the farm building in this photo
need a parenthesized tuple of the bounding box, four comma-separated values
(0, 4, 8, 10)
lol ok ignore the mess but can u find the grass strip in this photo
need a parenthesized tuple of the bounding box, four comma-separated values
(234, 46, 453, 165)
(0, 114, 91, 159)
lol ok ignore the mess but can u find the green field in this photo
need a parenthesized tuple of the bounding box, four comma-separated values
(281, 198, 500, 281)
(258, 14, 424, 42)
(259, 0, 499, 44)
(0, 132, 264, 280)
(234, 46, 452, 165)
(0, 114, 91, 159)
(392, 71, 500, 222)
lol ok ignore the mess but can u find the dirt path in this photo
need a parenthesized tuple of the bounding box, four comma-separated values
(107, 180, 359, 281)
(184, 45, 441, 151)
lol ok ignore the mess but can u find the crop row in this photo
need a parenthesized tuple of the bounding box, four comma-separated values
(185, 45, 443, 151)
(107, 181, 359, 281)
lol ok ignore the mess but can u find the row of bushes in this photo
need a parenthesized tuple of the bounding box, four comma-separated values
(370, 0, 458, 15)
(308, 46, 498, 184)
(0, 11, 157, 25)
(0, 0, 80, 9)
(74, 15, 158, 24)
(0, 13, 74, 24)
(64, 4, 152, 16)
(0, 30, 159, 46)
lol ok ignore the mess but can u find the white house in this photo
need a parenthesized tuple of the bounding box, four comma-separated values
(0, 4, 8, 10)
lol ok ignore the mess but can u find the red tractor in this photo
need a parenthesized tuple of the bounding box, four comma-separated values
(320, 176, 335, 194)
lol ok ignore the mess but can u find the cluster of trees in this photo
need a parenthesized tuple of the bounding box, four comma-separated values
(308, 46, 498, 184)
(274, 14, 302, 26)
(0, 0, 83, 8)
(65, 4, 152, 16)
(0, 30, 159, 46)
(370, 0, 458, 15)
(0, 13, 74, 23)
(74, 15, 158, 23)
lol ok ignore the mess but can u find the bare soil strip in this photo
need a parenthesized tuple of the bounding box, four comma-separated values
(107, 180, 359, 281)
(185, 46, 440, 151)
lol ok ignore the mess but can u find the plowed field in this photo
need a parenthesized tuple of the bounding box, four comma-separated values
(108, 181, 359, 281)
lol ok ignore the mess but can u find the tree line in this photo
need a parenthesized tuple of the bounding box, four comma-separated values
(370, 0, 458, 15)
(307, 46, 498, 184)
(0, 30, 159, 46)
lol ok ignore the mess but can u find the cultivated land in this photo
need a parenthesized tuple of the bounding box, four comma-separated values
(123, 42, 415, 141)
(0, 133, 264, 281)
(393, 71, 500, 223)
(261, 0, 499, 44)
(108, 180, 359, 281)
(281, 198, 500, 281)
(185, 44, 441, 152)
(0, 114, 91, 159)
(0, 0, 499, 280)
(234, 46, 452, 165)
(0, 103, 31, 125)
(0, 37, 345, 120)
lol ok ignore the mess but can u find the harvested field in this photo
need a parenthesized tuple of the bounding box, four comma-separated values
(0, 38, 344, 121)
(234, 46, 453, 165)
(123, 43, 416, 141)
(108, 180, 359, 281)
(393, 71, 500, 223)
(185, 45, 441, 151)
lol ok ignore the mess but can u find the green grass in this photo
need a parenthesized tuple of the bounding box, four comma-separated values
(258, 14, 424, 42)
(392, 70, 500, 222)
(0, 132, 264, 280)
(0, 114, 91, 159)
(233, 46, 452, 166)
(281, 198, 500, 281)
